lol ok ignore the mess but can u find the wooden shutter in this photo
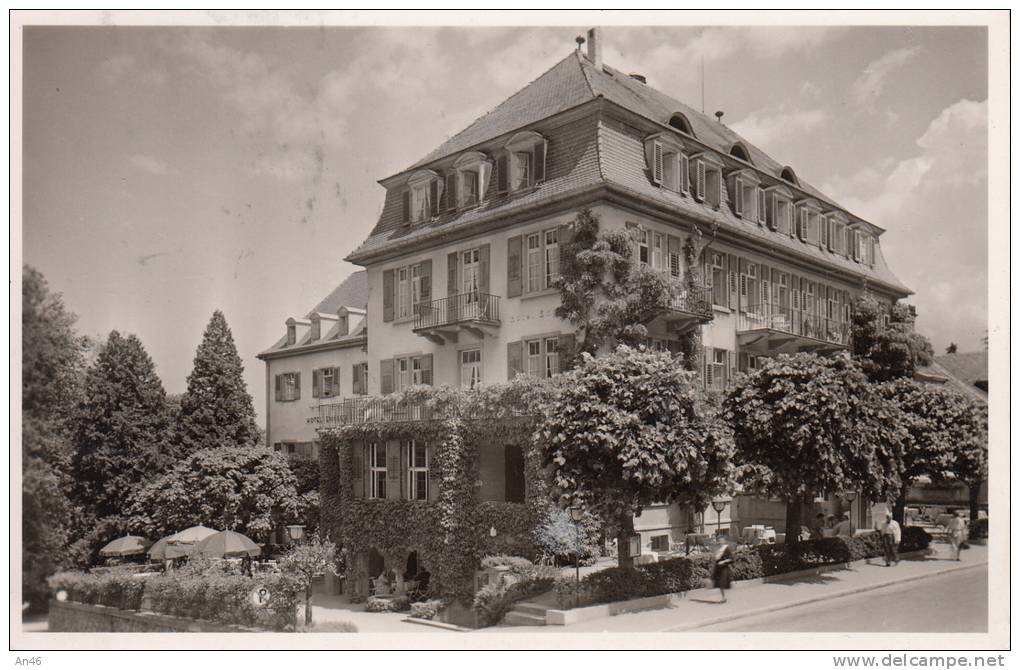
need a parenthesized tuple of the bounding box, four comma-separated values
(429, 179, 439, 217)
(558, 221, 574, 271)
(352, 363, 361, 395)
(388, 442, 401, 491)
(757, 188, 767, 224)
(504, 445, 526, 503)
(351, 443, 364, 499)
(704, 349, 713, 388)
(312, 369, 321, 398)
(667, 234, 682, 277)
(274, 374, 282, 401)
(380, 359, 394, 395)
(382, 269, 395, 322)
(727, 253, 738, 310)
(696, 160, 706, 200)
(419, 259, 432, 305)
(557, 333, 576, 372)
(496, 153, 509, 193)
(652, 141, 663, 184)
(507, 341, 523, 380)
(401, 189, 411, 223)
(445, 172, 457, 211)
(420, 354, 433, 386)
(534, 139, 547, 183)
(507, 235, 523, 298)
(447, 251, 460, 322)
(733, 178, 743, 216)
(293, 372, 301, 400)
(478, 243, 490, 295)
(728, 351, 737, 386)
(680, 153, 690, 193)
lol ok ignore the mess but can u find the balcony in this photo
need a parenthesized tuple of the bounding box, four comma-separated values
(413, 291, 501, 344)
(309, 395, 533, 426)
(736, 302, 850, 355)
(644, 285, 714, 335)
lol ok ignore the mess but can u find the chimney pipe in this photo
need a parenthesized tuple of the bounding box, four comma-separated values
(586, 27, 602, 69)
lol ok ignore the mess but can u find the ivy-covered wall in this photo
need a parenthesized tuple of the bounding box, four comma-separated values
(318, 395, 551, 602)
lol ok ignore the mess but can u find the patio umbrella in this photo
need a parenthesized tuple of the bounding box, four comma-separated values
(147, 534, 179, 561)
(170, 525, 219, 545)
(147, 526, 219, 560)
(190, 530, 261, 559)
(98, 535, 152, 557)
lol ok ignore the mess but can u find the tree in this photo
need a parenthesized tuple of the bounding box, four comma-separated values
(288, 456, 321, 535)
(949, 403, 988, 520)
(539, 346, 733, 568)
(278, 534, 340, 626)
(21, 266, 89, 610)
(851, 295, 934, 382)
(724, 354, 906, 544)
(175, 311, 260, 454)
(877, 379, 970, 523)
(554, 209, 687, 367)
(127, 446, 300, 542)
(945, 342, 958, 355)
(70, 331, 172, 561)
(533, 507, 603, 564)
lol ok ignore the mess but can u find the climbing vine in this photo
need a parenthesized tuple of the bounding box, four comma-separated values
(319, 380, 558, 603)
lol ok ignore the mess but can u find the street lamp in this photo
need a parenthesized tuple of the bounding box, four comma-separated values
(489, 526, 497, 538)
(711, 499, 730, 538)
(568, 506, 584, 609)
(842, 491, 858, 534)
(286, 525, 305, 543)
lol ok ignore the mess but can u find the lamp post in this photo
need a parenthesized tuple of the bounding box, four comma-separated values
(286, 525, 305, 544)
(843, 491, 858, 534)
(568, 506, 584, 609)
(711, 499, 730, 538)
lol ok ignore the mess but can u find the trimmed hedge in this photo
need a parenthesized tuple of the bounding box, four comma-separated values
(49, 564, 303, 631)
(554, 529, 932, 609)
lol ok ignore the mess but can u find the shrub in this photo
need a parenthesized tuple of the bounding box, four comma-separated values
(472, 568, 557, 627)
(364, 595, 411, 613)
(480, 555, 534, 571)
(969, 518, 987, 539)
(899, 526, 932, 552)
(48, 572, 147, 611)
(409, 599, 444, 620)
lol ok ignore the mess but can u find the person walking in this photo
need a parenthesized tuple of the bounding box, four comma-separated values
(946, 510, 968, 561)
(712, 540, 735, 603)
(880, 512, 902, 566)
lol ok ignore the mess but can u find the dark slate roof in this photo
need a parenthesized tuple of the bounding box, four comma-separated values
(354, 50, 909, 294)
(306, 270, 368, 316)
(933, 352, 988, 398)
(258, 271, 369, 357)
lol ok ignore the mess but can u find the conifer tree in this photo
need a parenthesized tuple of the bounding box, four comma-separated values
(22, 266, 88, 610)
(175, 310, 259, 453)
(70, 331, 171, 558)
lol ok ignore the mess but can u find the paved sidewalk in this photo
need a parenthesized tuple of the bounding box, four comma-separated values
(494, 542, 987, 633)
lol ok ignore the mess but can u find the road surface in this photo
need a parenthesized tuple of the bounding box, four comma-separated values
(697, 563, 987, 633)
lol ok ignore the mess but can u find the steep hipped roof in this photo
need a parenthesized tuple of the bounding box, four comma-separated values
(356, 49, 909, 295)
(915, 351, 988, 404)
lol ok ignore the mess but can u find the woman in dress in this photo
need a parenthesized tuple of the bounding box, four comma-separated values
(946, 510, 969, 561)
(712, 540, 735, 603)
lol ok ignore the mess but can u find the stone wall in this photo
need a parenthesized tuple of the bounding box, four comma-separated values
(48, 600, 255, 633)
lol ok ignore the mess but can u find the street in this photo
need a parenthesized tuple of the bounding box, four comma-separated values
(699, 563, 987, 633)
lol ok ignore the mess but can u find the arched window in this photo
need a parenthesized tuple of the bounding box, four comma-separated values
(668, 113, 695, 137)
(729, 142, 752, 163)
(780, 166, 799, 185)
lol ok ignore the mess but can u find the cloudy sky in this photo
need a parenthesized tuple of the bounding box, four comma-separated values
(21, 21, 989, 426)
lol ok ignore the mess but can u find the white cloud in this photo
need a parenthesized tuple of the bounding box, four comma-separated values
(729, 107, 829, 152)
(850, 46, 922, 109)
(129, 154, 177, 175)
(820, 99, 988, 350)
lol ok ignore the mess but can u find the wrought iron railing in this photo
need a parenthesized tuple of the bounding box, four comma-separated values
(309, 395, 535, 426)
(414, 292, 501, 331)
(668, 285, 713, 319)
(736, 302, 851, 346)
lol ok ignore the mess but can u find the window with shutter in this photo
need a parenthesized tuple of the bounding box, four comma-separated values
(662, 151, 676, 190)
(507, 235, 523, 298)
(445, 172, 457, 211)
(757, 187, 767, 224)
(312, 369, 321, 399)
(694, 159, 706, 200)
(274, 374, 282, 401)
(733, 178, 743, 216)
(652, 141, 663, 184)
(680, 153, 690, 193)
(382, 269, 395, 323)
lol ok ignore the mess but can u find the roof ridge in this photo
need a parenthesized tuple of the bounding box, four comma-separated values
(402, 51, 587, 173)
(575, 48, 597, 98)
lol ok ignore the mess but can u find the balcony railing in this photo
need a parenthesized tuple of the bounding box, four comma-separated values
(668, 285, 713, 320)
(414, 291, 501, 332)
(309, 394, 534, 426)
(737, 302, 851, 347)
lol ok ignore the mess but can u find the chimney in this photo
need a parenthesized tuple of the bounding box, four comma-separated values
(586, 27, 602, 69)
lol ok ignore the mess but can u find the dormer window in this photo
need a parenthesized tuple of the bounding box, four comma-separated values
(645, 135, 689, 193)
(689, 153, 723, 208)
(796, 202, 820, 245)
(337, 310, 349, 337)
(403, 170, 442, 224)
(450, 152, 491, 210)
(501, 131, 547, 193)
(310, 316, 321, 342)
(765, 186, 794, 235)
(819, 214, 830, 249)
(729, 170, 760, 222)
(668, 113, 695, 136)
(286, 323, 296, 346)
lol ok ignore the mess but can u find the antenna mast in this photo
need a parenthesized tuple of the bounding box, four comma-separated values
(701, 55, 705, 114)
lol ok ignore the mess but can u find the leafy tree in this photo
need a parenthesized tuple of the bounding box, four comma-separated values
(945, 342, 958, 355)
(175, 311, 260, 454)
(278, 534, 340, 625)
(877, 379, 976, 523)
(554, 209, 687, 366)
(724, 354, 907, 544)
(70, 331, 172, 561)
(539, 346, 733, 568)
(949, 403, 988, 520)
(533, 507, 602, 564)
(288, 456, 321, 534)
(851, 295, 934, 382)
(127, 446, 300, 542)
(21, 266, 89, 610)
